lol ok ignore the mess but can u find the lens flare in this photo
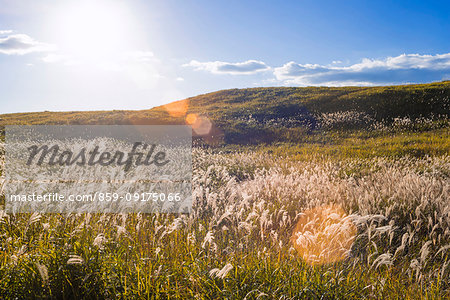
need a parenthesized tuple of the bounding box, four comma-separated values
(185, 113, 198, 125)
(291, 204, 357, 265)
(185, 114, 212, 136)
(164, 99, 189, 118)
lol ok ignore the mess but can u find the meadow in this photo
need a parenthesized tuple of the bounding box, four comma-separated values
(0, 82, 449, 299)
(0, 133, 449, 299)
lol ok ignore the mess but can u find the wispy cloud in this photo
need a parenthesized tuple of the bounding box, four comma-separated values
(274, 53, 450, 86)
(183, 54, 450, 86)
(184, 59, 270, 75)
(0, 31, 55, 55)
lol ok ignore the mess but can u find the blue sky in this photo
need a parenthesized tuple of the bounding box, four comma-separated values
(0, 0, 449, 113)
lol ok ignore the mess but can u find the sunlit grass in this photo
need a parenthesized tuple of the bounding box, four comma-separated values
(0, 147, 448, 298)
(0, 81, 448, 298)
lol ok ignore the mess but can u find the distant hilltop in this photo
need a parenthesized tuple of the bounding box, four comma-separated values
(1, 81, 449, 144)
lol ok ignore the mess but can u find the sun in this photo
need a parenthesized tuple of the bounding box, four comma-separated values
(48, 0, 139, 62)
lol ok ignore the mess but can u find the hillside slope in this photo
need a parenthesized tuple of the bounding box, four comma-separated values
(1, 81, 449, 144)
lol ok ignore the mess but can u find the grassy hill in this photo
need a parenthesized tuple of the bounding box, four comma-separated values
(1, 81, 449, 147)
(0, 83, 449, 298)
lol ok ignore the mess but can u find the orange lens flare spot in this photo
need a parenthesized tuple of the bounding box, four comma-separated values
(164, 99, 189, 118)
(290, 204, 357, 265)
(185, 113, 198, 125)
(185, 114, 213, 136)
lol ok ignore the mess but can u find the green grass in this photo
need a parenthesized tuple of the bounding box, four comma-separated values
(1, 81, 449, 144)
(215, 128, 450, 161)
(0, 82, 449, 298)
(0, 210, 447, 299)
(1, 150, 449, 299)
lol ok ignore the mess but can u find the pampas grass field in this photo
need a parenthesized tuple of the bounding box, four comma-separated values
(0, 82, 449, 298)
(0, 144, 448, 299)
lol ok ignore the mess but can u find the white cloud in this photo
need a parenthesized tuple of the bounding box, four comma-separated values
(183, 54, 450, 85)
(0, 32, 55, 55)
(274, 53, 450, 86)
(184, 59, 270, 75)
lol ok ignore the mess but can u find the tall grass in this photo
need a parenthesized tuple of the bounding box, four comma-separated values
(0, 147, 448, 299)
